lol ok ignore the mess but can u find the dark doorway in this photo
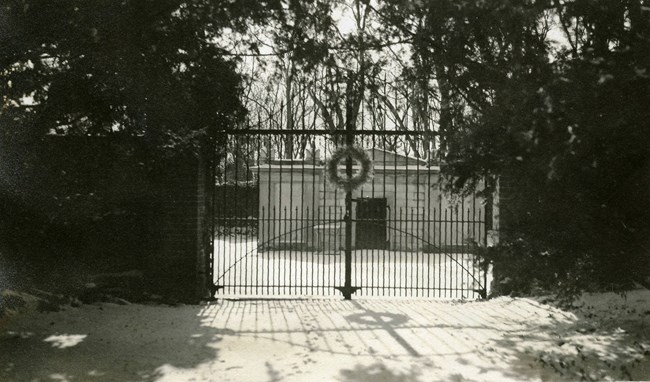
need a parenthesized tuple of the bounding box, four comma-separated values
(356, 198, 387, 249)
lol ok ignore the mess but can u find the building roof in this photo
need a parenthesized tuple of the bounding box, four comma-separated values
(364, 148, 427, 166)
(254, 148, 438, 172)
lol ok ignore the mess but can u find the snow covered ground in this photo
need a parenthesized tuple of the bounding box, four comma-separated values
(214, 236, 489, 299)
(1, 289, 649, 381)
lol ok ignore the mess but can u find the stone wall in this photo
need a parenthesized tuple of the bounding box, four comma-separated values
(147, 152, 209, 300)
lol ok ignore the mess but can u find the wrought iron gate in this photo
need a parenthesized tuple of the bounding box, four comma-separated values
(207, 130, 490, 299)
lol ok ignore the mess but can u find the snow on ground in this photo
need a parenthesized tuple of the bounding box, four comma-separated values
(1, 290, 649, 381)
(214, 236, 488, 299)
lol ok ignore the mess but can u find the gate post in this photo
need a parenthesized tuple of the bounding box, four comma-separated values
(334, 189, 360, 299)
(335, 127, 361, 299)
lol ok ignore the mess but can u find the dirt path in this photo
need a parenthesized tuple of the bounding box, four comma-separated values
(1, 292, 649, 381)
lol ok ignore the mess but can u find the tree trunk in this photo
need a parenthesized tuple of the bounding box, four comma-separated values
(284, 55, 294, 158)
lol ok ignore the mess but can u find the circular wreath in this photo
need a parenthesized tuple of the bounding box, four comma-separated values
(326, 145, 373, 192)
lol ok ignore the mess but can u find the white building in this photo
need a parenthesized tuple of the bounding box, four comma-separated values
(254, 149, 486, 253)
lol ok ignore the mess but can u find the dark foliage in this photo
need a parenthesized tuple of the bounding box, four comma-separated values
(381, 0, 650, 295)
(0, 0, 283, 296)
(0, 137, 158, 291)
(0, 0, 284, 144)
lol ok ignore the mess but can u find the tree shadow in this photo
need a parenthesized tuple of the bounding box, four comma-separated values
(338, 297, 650, 382)
(0, 302, 226, 381)
(6, 296, 645, 381)
(488, 292, 650, 381)
(339, 363, 422, 382)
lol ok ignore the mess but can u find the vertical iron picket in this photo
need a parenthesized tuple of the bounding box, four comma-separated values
(209, 130, 487, 299)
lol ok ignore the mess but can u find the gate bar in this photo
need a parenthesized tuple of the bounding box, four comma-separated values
(335, 122, 362, 299)
(213, 129, 439, 136)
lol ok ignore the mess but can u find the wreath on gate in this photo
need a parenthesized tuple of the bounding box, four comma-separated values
(326, 145, 373, 192)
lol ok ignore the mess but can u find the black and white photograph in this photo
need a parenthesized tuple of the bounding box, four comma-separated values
(1, 0, 649, 380)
